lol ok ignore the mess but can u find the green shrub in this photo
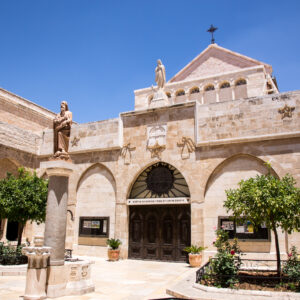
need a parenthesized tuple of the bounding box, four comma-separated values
(0, 242, 28, 265)
(106, 238, 122, 250)
(283, 246, 300, 290)
(184, 245, 206, 254)
(204, 229, 242, 288)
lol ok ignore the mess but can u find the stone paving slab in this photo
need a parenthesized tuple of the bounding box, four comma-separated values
(0, 256, 194, 300)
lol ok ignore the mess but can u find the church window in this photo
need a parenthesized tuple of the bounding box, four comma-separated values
(190, 87, 200, 94)
(176, 89, 185, 96)
(165, 91, 171, 98)
(204, 84, 215, 91)
(129, 162, 190, 198)
(235, 78, 247, 86)
(220, 81, 230, 89)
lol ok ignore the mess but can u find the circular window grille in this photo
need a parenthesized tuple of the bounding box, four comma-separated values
(129, 162, 190, 198)
(146, 165, 174, 195)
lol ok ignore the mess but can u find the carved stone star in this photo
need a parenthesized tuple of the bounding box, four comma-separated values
(278, 104, 295, 119)
(147, 141, 166, 159)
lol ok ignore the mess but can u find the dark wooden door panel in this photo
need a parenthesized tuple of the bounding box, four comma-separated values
(129, 205, 190, 261)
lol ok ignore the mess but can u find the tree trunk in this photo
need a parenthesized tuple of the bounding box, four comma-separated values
(17, 223, 24, 246)
(272, 223, 281, 276)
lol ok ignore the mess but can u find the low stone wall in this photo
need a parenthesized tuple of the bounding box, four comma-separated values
(193, 282, 300, 300)
(0, 264, 27, 276)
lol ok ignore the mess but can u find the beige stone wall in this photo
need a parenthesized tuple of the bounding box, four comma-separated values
(0, 88, 55, 133)
(196, 91, 300, 145)
(0, 122, 42, 154)
(39, 118, 120, 157)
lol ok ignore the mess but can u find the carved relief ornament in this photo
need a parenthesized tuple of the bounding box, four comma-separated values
(278, 104, 295, 119)
(147, 141, 166, 159)
(121, 143, 136, 165)
(177, 137, 196, 159)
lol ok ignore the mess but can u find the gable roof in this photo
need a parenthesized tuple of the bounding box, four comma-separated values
(169, 44, 272, 83)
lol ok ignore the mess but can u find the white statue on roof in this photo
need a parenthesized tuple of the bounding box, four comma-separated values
(155, 59, 166, 89)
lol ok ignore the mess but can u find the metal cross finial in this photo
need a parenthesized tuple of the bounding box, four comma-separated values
(207, 24, 218, 44)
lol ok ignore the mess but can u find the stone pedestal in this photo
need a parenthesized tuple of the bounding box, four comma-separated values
(22, 247, 51, 300)
(40, 160, 95, 298)
(150, 88, 169, 108)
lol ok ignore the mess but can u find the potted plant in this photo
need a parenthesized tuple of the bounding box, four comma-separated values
(106, 238, 122, 261)
(184, 245, 206, 267)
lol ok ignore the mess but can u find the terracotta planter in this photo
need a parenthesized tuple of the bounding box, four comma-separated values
(108, 249, 120, 261)
(188, 253, 202, 267)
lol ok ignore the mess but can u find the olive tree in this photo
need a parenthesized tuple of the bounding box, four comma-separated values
(225, 169, 300, 275)
(0, 168, 48, 245)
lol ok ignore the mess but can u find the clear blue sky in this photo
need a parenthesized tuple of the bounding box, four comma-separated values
(0, 1, 299, 123)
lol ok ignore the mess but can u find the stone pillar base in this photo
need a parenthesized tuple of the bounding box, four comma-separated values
(22, 246, 51, 300)
(46, 265, 67, 298)
(46, 260, 95, 298)
(150, 89, 169, 108)
(23, 268, 47, 300)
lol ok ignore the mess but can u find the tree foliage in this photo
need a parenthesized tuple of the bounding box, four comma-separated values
(225, 171, 300, 274)
(0, 167, 48, 245)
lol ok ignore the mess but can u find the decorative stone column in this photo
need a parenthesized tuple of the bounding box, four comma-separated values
(40, 160, 73, 297)
(22, 245, 51, 300)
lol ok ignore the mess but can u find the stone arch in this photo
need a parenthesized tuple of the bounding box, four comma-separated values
(234, 78, 248, 99)
(235, 78, 247, 86)
(219, 81, 230, 89)
(204, 84, 215, 91)
(165, 91, 172, 98)
(204, 153, 278, 197)
(74, 163, 117, 249)
(0, 158, 19, 179)
(175, 89, 185, 96)
(203, 153, 278, 255)
(189, 86, 200, 94)
(127, 161, 190, 199)
(76, 163, 116, 195)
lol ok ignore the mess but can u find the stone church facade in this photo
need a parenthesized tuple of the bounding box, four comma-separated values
(0, 44, 299, 261)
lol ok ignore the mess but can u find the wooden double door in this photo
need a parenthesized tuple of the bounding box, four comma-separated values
(129, 205, 191, 261)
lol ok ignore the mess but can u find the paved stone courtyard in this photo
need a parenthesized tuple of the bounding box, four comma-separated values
(0, 256, 195, 300)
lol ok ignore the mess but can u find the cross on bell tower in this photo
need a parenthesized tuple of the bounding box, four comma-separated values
(207, 24, 218, 44)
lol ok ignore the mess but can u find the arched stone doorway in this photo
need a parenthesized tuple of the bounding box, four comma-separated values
(128, 162, 191, 261)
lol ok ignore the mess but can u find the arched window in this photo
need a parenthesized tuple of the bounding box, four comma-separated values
(189, 87, 200, 94)
(204, 84, 215, 91)
(129, 162, 190, 198)
(165, 91, 171, 98)
(235, 78, 247, 86)
(176, 89, 185, 96)
(220, 81, 230, 89)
